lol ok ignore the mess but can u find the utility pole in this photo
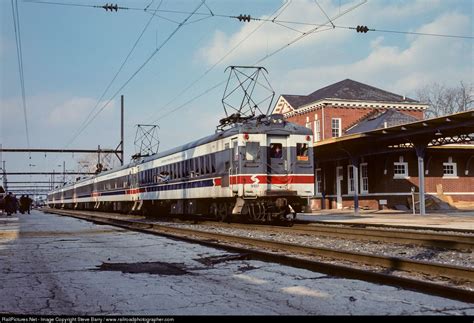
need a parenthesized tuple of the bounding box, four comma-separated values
(2, 160, 7, 192)
(63, 161, 66, 184)
(121, 95, 124, 166)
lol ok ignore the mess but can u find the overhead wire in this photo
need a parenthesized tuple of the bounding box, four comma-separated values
(146, 0, 293, 124)
(337, 25, 474, 39)
(65, 0, 206, 147)
(24, 0, 473, 154)
(149, 0, 364, 123)
(255, 0, 367, 64)
(63, 0, 163, 149)
(26, 0, 474, 40)
(11, 0, 31, 153)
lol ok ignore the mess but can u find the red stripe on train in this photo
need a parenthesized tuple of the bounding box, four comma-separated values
(229, 175, 314, 185)
(126, 188, 141, 195)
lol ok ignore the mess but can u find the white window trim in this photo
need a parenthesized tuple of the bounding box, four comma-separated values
(360, 163, 368, 194)
(347, 165, 355, 194)
(305, 116, 311, 129)
(393, 162, 409, 179)
(442, 157, 458, 178)
(331, 118, 341, 138)
(315, 168, 322, 195)
(393, 156, 409, 179)
(314, 119, 321, 142)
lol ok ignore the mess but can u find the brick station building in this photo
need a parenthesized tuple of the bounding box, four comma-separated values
(273, 79, 474, 211)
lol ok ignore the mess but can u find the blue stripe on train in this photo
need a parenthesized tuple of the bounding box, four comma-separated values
(72, 179, 215, 199)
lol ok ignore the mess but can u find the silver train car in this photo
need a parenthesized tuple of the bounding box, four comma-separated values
(47, 114, 314, 223)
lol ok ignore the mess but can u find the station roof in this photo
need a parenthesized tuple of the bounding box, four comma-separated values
(314, 110, 474, 161)
(281, 79, 419, 109)
(345, 110, 419, 134)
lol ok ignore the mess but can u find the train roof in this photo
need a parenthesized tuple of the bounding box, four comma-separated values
(51, 115, 311, 191)
(139, 114, 311, 163)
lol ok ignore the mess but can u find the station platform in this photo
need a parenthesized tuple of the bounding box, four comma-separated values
(3, 210, 472, 315)
(297, 209, 474, 231)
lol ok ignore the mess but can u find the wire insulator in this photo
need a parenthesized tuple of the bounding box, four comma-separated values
(103, 3, 119, 12)
(356, 25, 369, 33)
(237, 14, 251, 22)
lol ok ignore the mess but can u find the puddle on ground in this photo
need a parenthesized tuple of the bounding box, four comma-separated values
(96, 261, 189, 275)
(195, 253, 250, 266)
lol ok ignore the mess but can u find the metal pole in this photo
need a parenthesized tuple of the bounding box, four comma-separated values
(2, 161, 7, 191)
(121, 95, 124, 166)
(418, 155, 425, 215)
(63, 161, 66, 184)
(352, 158, 360, 216)
(98, 145, 101, 170)
(415, 145, 426, 215)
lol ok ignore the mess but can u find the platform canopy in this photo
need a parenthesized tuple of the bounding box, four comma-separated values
(313, 110, 474, 216)
(314, 110, 474, 161)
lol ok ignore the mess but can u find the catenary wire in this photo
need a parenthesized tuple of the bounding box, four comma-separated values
(11, 0, 31, 151)
(26, 0, 474, 40)
(150, 0, 364, 123)
(145, 0, 292, 125)
(66, 1, 206, 147)
(63, 0, 163, 149)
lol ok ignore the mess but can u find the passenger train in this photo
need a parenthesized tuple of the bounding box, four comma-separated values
(47, 114, 314, 224)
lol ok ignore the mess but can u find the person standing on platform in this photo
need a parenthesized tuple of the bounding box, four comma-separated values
(4, 193, 15, 216)
(25, 195, 33, 214)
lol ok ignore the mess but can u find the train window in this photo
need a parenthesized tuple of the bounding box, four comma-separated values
(200, 156, 205, 175)
(211, 154, 216, 173)
(171, 165, 176, 180)
(270, 143, 283, 159)
(245, 142, 260, 161)
(182, 161, 186, 178)
(197, 157, 201, 175)
(296, 143, 309, 161)
(233, 141, 239, 161)
(206, 155, 211, 174)
(191, 158, 197, 177)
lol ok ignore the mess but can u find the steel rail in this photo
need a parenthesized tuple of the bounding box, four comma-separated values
(189, 221, 474, 250)
(43, 208, 474, 303)
(296, 219, 474, 234)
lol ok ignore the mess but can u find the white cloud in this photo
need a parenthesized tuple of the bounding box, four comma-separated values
(197, 0, 357, 65)
(197, 0, 448, 67)
(46, 97, 115, 126)
(279, 12, 473, 97)
(0, 94, 116, 149)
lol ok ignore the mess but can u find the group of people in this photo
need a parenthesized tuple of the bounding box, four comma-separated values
(2, 193, 33, 216)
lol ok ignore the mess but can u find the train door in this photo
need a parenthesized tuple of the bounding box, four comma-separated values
(267, 136, 289, 190)
(230, 137, 239, 195)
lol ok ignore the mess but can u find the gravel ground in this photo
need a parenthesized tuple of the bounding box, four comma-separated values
(149, 220, 474, 291)
(155, 221, 473, 268)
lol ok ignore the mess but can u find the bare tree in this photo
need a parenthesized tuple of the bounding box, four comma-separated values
(416, 81, 473, 118)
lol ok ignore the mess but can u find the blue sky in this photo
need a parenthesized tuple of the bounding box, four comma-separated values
(1, 0, 473, 192)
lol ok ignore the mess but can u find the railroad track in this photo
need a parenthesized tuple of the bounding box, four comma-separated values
(43, 208, 474, 303)
(175, 221, 474, 250)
